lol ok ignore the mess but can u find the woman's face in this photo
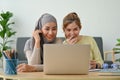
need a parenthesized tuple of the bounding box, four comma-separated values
(42, 22, 57, 42)
(64, 21, 80, 39)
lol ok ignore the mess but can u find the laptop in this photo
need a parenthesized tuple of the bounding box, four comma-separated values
(43, 44, 90, 75)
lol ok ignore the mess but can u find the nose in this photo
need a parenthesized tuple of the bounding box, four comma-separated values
(70, 31, 74, 36)
(48, 30, 53, 35)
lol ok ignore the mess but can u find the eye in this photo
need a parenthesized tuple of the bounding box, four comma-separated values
(52, 27, 57, 31)
(45, 28, 50, 31)
(74, 28, 78, 31)
(66, 29, 71, 32)
(73, 27, 79, 31)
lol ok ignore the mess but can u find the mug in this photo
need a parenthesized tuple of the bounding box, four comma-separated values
(4, 59, 18, 75)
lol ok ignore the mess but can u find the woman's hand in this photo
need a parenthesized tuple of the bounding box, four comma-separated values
(66, 36, 78, 44)
(90, 60, 97, 69)
(32, 30, 42, 48)
(32, 30, 42, 43)
(17, 63, 36, 72)
(90, 60, 101, 69)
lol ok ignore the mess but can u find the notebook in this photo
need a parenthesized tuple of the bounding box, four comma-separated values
(98, 69, 120, 76)
(43, 44, 90, 75)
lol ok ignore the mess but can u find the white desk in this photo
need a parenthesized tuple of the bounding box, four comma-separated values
(0, 69, 120, 80)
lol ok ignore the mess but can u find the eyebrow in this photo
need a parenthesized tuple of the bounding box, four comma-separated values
(45, 26, 57, 29)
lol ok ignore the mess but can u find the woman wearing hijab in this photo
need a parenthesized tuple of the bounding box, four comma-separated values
(17, 13, 62, 72)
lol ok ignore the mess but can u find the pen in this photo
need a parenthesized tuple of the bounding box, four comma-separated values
(2, 52, 8, 59)
(5, 50, 11, 59)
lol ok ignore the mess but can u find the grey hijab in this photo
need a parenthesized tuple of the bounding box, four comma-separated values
(35, 13, 57, 43)
(36, 13, 57, 30)
(25, 13, 57, 64)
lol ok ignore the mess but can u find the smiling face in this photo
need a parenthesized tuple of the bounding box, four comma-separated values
(64, 21, 80, 39)
(41, 22, 57, 42)
(63, 12, 82, 40)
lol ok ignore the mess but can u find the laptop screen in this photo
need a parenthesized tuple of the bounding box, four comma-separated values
(43, 44, 90, 74)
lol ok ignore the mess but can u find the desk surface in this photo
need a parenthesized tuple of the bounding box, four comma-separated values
(0, 70, 120, 80)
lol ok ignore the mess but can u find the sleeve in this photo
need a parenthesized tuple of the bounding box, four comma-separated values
(26, 48, 41, 65)
(24, 39, 42, 71)
(91, 37, 103, 66)
(32, 65, 44, 72)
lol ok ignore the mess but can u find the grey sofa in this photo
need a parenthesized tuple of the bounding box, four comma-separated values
(16, 37, 113, 66)
(16, 37, 30, 64)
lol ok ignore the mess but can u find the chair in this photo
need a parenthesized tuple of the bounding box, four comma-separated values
(104, 50, 115, 63)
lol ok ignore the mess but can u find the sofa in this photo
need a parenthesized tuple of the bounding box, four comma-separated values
(16, 37, 113, 66)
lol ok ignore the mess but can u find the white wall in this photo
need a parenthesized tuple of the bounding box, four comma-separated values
(0, 0, 120, 54)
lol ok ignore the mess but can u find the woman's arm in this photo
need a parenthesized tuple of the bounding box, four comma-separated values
(17, 39, 43, 72)
(25, 30, 42, 65)
(17, 63, 43, 72)
(91, 37, 103, 68)
(26, 48, 41, 65)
